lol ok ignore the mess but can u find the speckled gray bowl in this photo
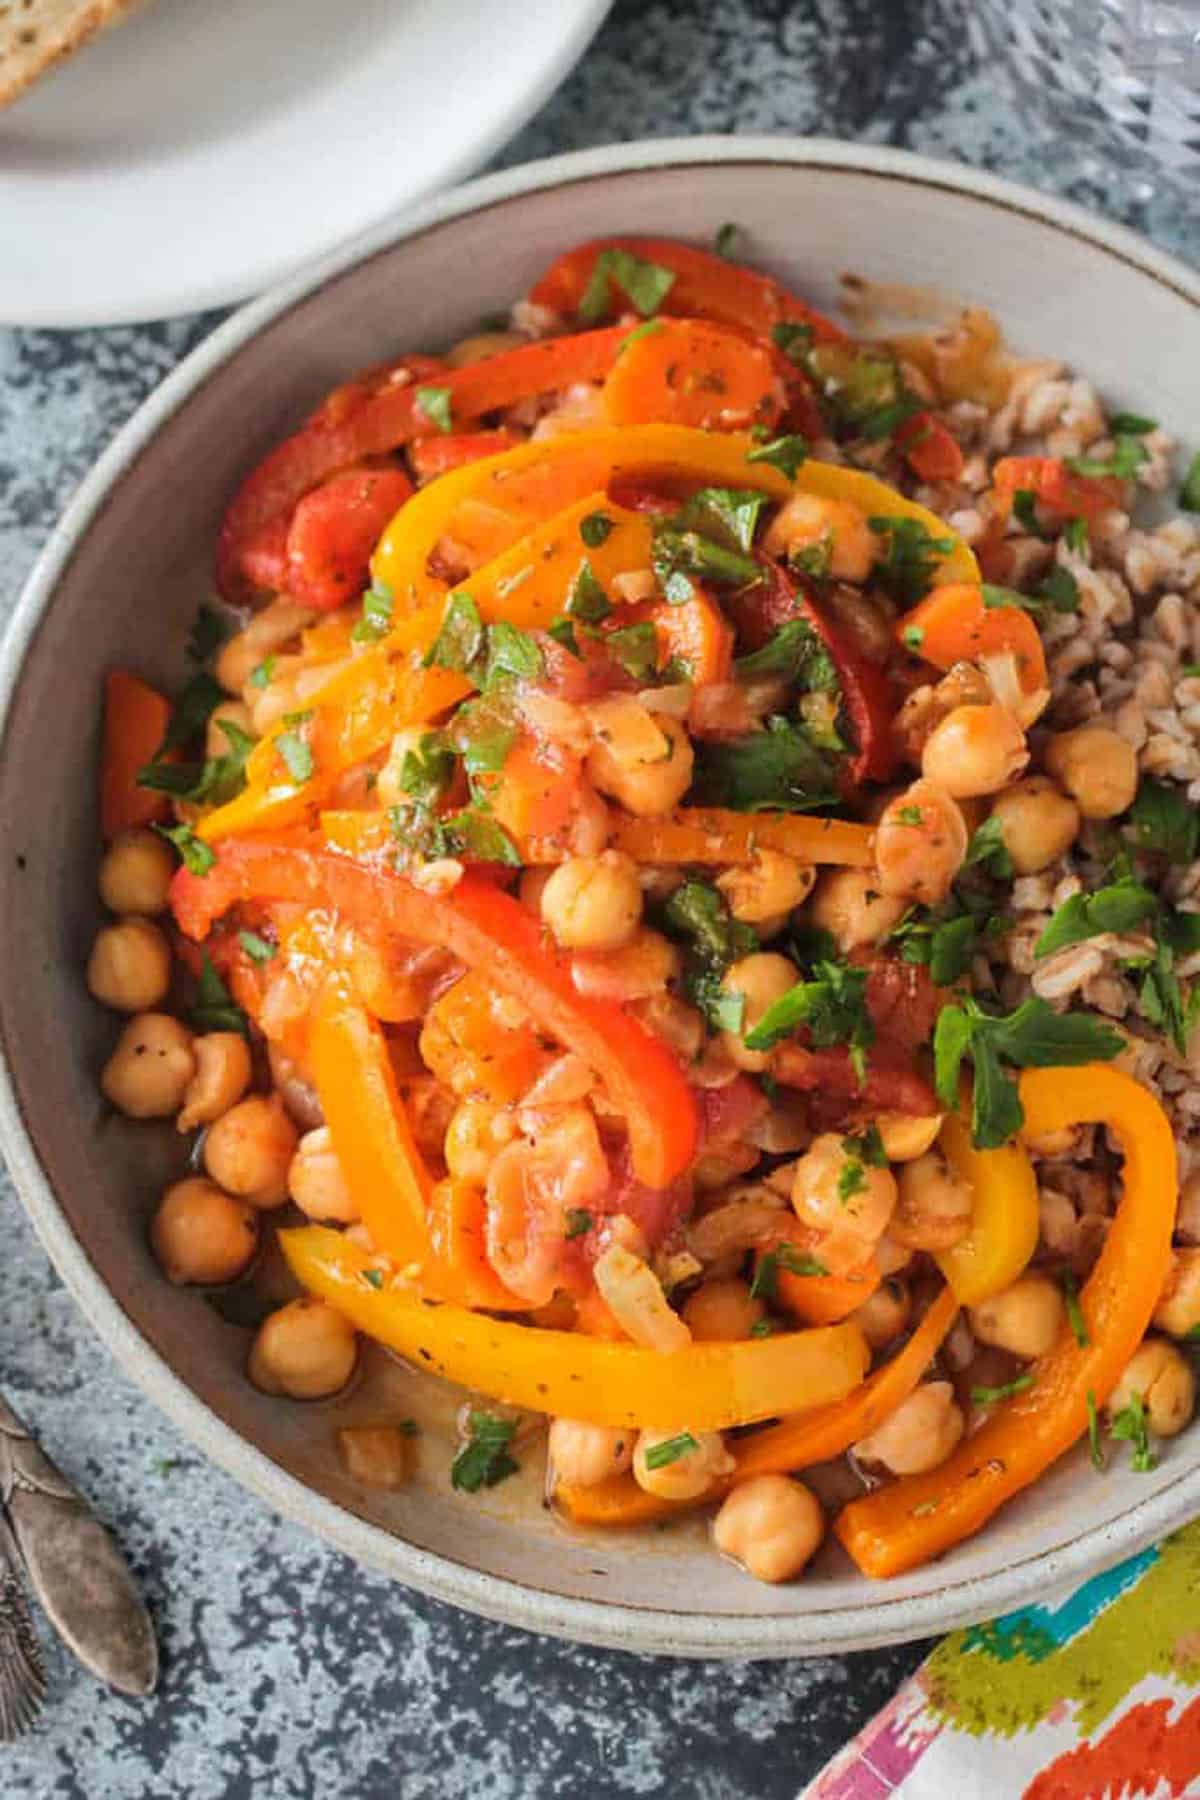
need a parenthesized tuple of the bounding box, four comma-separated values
(1, 139, 1198, 1658)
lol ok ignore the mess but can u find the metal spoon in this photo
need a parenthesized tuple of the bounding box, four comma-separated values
(0, 1394, 157, 1736)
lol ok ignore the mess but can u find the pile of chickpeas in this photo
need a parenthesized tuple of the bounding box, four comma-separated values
(88, 825, 361, 1405)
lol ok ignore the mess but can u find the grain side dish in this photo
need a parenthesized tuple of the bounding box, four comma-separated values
(87, 235, 1200, 1584)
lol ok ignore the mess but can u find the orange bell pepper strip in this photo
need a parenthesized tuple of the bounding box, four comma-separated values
(489, 735, 582, 846)
(647, 587, 734, 687)
(408, 430, 522, 484)
(215, 327, 629, 601)
(281, 1224, 870, 1429)
(425, 1179, 537, 1312)
(836, 1065, 1177, 1578)
(528, 236, 847, 345)
(991, 454, 1126, 527)
(933, 1105, 1039, 1305)
(170, 841, 699, 1190)
(555, 1286, 959, 1527)
(771, 1257, 881, 1327)
(602, 318, 786, 433)
(100, 669, 173, 839)
(898, 581, 1047, 700)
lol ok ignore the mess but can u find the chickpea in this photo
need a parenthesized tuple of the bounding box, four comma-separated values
(921, 704, 1029, 798)
(101, 1013, 196, 1118)
(97, 828, 175, 916)
(1107, 1337, 1195, 1440)
(177, 1032, 252, 1132)
(443, 1100, 516, 1187)
(287, 1126, 359, 1223)
(891, 1148, 973, 1251)
(548, 1419, 634, 1489)
(445, 329, 526, 367)
(874, 780, 968, 906)
(248, 1298, 358, 1400)
(216, 597, 313, 695)
(1153, 1248, 1200, 1339)
(988, 777, 1080, 875)
(87, 916, 172, 1012)
(712, 1474, 824, 1583)
(761, 492, 879, 583)
(791, 1132, 898, 1275)
(632, 1429, 734, 1502)
(150, 1177, 258, 1286)
(720, 952, 798, 1074)
(808, 868, 908, 955)
(376, 726, 429, 809)
(717, 850, 816, 925)
(854, 1381, 965, 1476)
(587, 709, 694, 817)
(1044, 725, 1138, 820)
(570, 928, 680, 1002)
(205, 699, 255, 761)
(969, 1272, 1065, 1360)
(874, 1112, 943, 1162)
(540, 851, 643, 951)
(681, 1277, 765, 1341)
(853, 1277, 912, 1350)
(203, 1094, 299, 1209)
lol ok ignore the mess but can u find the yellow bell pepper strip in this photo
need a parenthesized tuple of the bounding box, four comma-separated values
(555, 1286, 959, 1528)
(281, 1224, 871, 1430)
(933, 1105, 1039, 1305)
(319, 804, 877, 871)
(170, 840, 699, 1190)
(442, 490, 654, 628)
(370, 425, 980, 617)
(835, 1064, 1177, 1579)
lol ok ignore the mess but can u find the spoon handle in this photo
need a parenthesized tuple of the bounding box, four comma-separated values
(0, 1395, 157, 1698)
(0, 1510, 45, 1739)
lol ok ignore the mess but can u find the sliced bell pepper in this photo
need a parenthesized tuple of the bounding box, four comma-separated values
(528, 236, 846, 345)
(281, 1224, 870, 1429)
(896, 412, 965, 484)
(646, 586, 734, 688)
(426, 1179, 536, 1312)
(602, 318, 786, 433)
(772, 1256, 881, 1326)
(408, 430, 522, 484)
(100, 669, 173, 839)
(897, 581, 1047, 701)
(215, 327, 628, 601)
(170, 841, 698, 1190)
(991, 455, 1126, 527)
(835, 1064, 1177, 1578)
(555, 1285, 958, 1527)
(933, 1104, 1039, 1305)
(285, 467, 414, 612)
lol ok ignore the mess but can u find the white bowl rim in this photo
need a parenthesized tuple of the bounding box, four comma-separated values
(3, 134, 1199, 1658)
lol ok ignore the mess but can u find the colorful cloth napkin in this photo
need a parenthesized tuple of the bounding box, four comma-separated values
(803, 1523, 1200, 1798)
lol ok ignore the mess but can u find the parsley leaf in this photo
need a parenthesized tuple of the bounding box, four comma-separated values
(1064, 517, 1090, 553)
(577, 248, 676, 323)
(1130, 777, 1199, 864)
(868, 516, 955, 608)
(415, 385, 454, 434)
(425, 592, 486, 678)
(970, 1374, 1035, 1406)
(437, 808, 521, 866)
(692, 716, 838, 812)
(450, 1411, 520, 1492)
(745, 435, 808, 479)
(1180, 451, 1200, 514)
(933, 996, 1124, 1148)
(742, 957, 873, 1066)
(1012, 489, 1051, 539)
(397, 729, 457, 802)
(484, 620, 544, 689)
(602, 620, 660, 682)
(1067, 436, 1147, 481)
(838, 1157, 867, 1202)
(565, 558, 612, 624)
(1061, 1271, 1089, 1348)
(733, 617, 838, 691)
(238, 929, 276, 966)
(155, 821, 215, 877)
(138, 715, 256, 809)
(674, 486, 767, 555)
(750, 1245, 829, 1302)
(770, 322, 814, 365)
(964, 815, 1014, 880)
(564, 1209, 593, 1240)
(1110, 1391, 1158, 1472)
(643, 1432, 700, 1471)
(714, 222, 740, 259)
(1035, 878, 1157, 958)
(664, 880, 759, 969)
(843, 1124, 887, 1167)
(191, 951, 248, 1035)
(157, 671, 225, 756)
(248, 656, 275, 689)
(351, 585, 395, 644)
(982, 568, 1079, 619)
(1109, 411, 1157, 436)
(651, 523, 762, 600)
(276, 724, 314, 784)
(579, 511, 614, 549)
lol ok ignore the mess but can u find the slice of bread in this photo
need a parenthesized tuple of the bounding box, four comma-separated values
(0, 0, 143, 109)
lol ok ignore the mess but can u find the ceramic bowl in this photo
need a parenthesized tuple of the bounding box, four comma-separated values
(2, 139, 1197, 1658)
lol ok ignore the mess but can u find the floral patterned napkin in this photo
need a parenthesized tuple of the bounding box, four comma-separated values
(803, 1524, 1200, 1798)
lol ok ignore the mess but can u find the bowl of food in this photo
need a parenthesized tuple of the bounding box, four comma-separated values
(2, 138, 1199, 1658)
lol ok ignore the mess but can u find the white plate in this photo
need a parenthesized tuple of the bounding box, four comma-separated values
(0, 0, 609, 328)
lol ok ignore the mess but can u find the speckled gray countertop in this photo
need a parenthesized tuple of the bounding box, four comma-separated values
(0, 3, 1195, 1795)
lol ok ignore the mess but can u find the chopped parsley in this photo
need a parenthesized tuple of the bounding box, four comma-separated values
(155, 821, 215, 878)
(1035, 877, 1157, 958)
(138, 715, 256, 809)
(970, 1374, 1035, 1406)
(662, 880, 757, 1033)
(360, 1268, 384, 1291)
(579, 510, 614, 549)
(276, 721, 315, 784)
(351, 585, 395, 643)
(837, 1158, 867, 1203)
(564, 1209, 593, 1241)
(673, 486, 767, 556)
(1061, 1271, 1089, 1348)
(714, 222, 740, 259)
(933, 995, 1124, 1149)
(981, 566, 1080, 619)
(749, 1318, 777, 1338)
(742, 955, 874, 1077)
(868, 516, 955, 608)
(425, 591, 486, 676)
(897, 805, 924, 827)
(450, 1411, 520, 1492)
(1109, 411, 1157, 436)
(397, 728, 457, 802)
(651, 521, 762, 601)
(190, 952, 248, 1036)
(1110, 1391, 1158, 1472)
(565, 558, 613, 624)
(642, 1432, 700, 1471)
(237, 929, 276, 966)
(692, 715, 839, 812)
(808, 345, 918, 441)
(248, 656, 276, 689)
(1180, 451, 1200, 513)
(1064, 517, 1090, 553)
(1012, 489, 1050, 539)
(436, 808, 521, 866)
(484, 620, 544, 688)
(577, 247, 676, 323)
(745, 434, 809, 479)
(1066, 435, 1148, 481)
(602, 620, 660, 682)
(733, 617, 838, 692)
(902, 624, 925, 651)
(842, 1124, 887, 1167)
(1130, 777, 1199, 864)
(156, 671, 225, 755)
(415, 385, 454, 434)
(770, 322, 814, 365)
(750, 1245, 829, 1303)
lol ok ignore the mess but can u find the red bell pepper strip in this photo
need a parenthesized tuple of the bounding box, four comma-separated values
(529, 237, 846, 345)
(215, 326, 628, 601)
(170, 841, 698, 1190)
(991, 455, 1125, 526)
(773, 1042, 938, 1117)
(408, 430, 522, 484)
(285, 467, 414, 611)
(896, 412, 965, 484)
